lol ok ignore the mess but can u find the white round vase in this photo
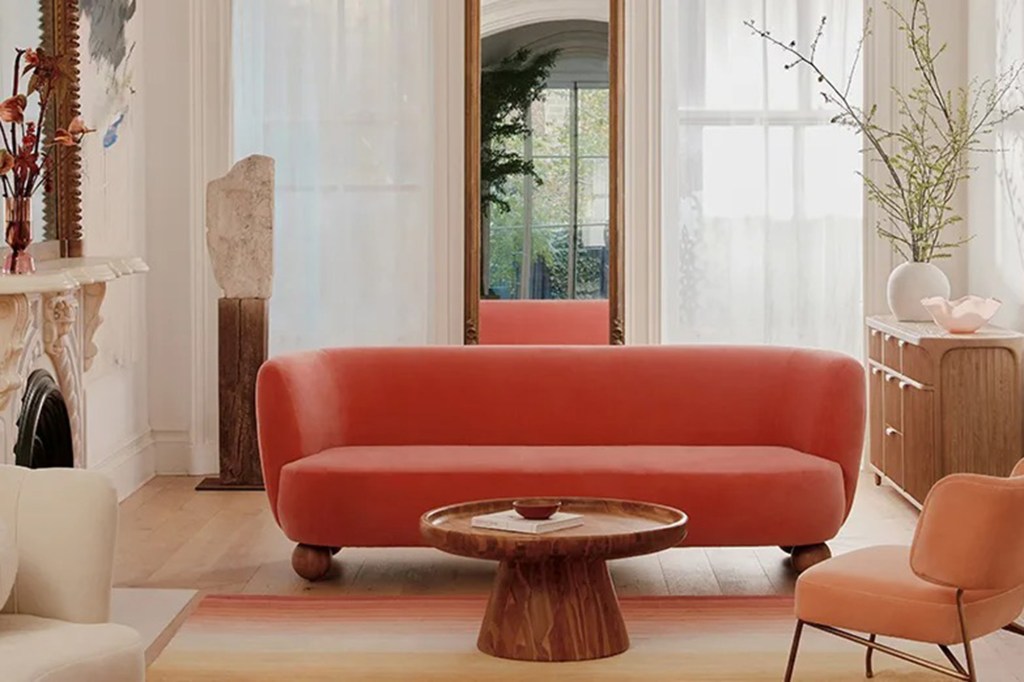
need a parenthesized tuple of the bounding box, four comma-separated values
(887, 262, 951, 322)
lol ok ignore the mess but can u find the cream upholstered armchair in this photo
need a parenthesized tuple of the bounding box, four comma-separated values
(0, 465, 144, 682)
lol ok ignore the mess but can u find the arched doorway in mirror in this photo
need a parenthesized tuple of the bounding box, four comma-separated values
(465, 0, 625, 345)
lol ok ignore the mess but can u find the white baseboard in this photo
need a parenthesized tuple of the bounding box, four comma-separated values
(152, 429, 218, 477)
(92, 431, 157, 501)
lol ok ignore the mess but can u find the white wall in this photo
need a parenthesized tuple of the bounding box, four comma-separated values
(968, 0, 1024, 330)
(79, 2, 153, 498)
(143, 0, 228, 478)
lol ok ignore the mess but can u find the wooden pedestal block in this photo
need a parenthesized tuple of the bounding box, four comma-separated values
(197, 298, 268, 490)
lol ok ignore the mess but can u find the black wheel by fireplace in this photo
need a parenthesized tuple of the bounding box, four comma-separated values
(14, 369, 73, 469)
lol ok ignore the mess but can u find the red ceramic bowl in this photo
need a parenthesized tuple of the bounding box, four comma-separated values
(512, 499, 562, 520)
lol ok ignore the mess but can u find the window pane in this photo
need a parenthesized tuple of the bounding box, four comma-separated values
(532, 89, 571, 156)
(575, 228, 609, 299)
(487, 226, 523, 299)
(532, 157, 572, 226)
(804, 126, 861, 218)
(488, 176, 525, 227)
(578, 88, 610, 156)
(529, 226, 570, 299)
(694, 125, 794, 220)
(578, 157, 610, 224)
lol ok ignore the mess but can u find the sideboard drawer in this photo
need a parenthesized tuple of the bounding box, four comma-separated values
(868, 329, 882, 363)
(883, 425, 904, 487)
(869, 366, 884, 472)
(901, 384, 935, 504)
(901, 343, 933, 386)
(882, 333, 902, 374)
(883, 372, 902, 432)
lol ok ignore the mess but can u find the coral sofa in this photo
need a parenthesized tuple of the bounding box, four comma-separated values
(256, 346, 865, 580)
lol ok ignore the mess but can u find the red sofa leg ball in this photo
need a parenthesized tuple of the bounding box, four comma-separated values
(292, 544, 332, 581)
(790, 543, 831, 573)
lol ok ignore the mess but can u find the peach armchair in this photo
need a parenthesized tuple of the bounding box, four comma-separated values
(784, 459, 1024, 681)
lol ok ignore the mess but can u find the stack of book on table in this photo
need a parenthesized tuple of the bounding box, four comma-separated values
(471, 510, 583, 534)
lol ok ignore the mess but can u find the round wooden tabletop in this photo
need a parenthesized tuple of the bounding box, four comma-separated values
(420, 497, 688, 563)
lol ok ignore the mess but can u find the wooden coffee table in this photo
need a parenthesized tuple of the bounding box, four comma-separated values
(420, 497, 688, 662)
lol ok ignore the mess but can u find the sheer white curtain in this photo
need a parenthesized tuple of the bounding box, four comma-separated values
(661, 0, 864, 356)
(234, 1, 436, 356)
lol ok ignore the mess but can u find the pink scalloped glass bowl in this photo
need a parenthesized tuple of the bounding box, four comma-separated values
(920, 296, 1002, 334)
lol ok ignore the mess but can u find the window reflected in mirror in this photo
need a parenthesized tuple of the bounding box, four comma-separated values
(481, 21, 609, 303)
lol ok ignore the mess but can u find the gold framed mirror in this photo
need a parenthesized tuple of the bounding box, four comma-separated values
(464, 0, 624, 345)
(42, 0, 85, 257)
(0, 0, 84, 259)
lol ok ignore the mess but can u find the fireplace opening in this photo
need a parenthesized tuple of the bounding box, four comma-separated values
(15, 369, 73, 469)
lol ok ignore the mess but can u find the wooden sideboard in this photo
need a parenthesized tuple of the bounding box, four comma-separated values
(867, 315, 1024, 507)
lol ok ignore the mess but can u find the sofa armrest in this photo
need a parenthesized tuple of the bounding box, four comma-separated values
(257, 350, 348, 523)
(0, 465, 117, 623)
(784, 351, 867, 520)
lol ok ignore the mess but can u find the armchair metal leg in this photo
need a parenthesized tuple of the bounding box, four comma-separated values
(939, 645, 968, 677)
(865, 634, 876, 678)
(955, 590, 977, 682)
(792, 589, 989, 681)
(1004, 621, 1024, 637)
(784, 620, 804, 682)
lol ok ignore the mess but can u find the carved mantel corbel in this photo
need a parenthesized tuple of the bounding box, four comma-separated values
(82, 282, 106, 372)
(43, 291, 83, 466)
(0, 295, 31, 411)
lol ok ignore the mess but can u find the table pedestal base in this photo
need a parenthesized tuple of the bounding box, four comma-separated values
(477, 557, 629, 661)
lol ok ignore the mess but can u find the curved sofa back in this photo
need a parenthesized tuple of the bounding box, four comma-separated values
(257, 345, 865, 518)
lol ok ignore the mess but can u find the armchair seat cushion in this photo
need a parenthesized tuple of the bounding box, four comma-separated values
(277, 444, 846, 548)
(0, 615, 144, 682)
(795, 545, 1024, 645)
(0, 521, 15, 607)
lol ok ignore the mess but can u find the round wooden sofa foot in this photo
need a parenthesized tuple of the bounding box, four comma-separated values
(779, 546, 795, 555)
(790, 543, 831, 573)
(292, 543, 333, 581)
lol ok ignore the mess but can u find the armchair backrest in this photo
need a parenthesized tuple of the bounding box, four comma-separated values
(0, 465, 118, 623)
(910, 460, 1024, 591)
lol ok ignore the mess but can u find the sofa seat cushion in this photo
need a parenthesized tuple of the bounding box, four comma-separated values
(795, 546, 1024, 645)
(0, 614, 144, 682)
(277, 445, 846, 548)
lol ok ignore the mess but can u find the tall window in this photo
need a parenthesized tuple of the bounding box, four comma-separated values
(662, 0, 864, 356)
(487, 84, 610, 300)
(233, 0, 436, 355)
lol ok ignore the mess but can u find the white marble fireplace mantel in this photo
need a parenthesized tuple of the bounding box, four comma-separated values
(0, 256, 149, 468)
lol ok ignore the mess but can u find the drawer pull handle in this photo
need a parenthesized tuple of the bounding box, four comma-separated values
(898, 339, 906, 348)
(884, 334, 892, 342)
(885, 374, 896, 383)
(870, 329, 879, 337)
(899, 381, 909, 391)
(885, 427, 899, 437)
(870, 367, 882, 376)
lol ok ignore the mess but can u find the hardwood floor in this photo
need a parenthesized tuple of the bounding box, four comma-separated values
(115, 472, 919, 597)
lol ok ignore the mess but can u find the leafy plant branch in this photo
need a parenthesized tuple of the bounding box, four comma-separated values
(481, 47, 559, 217)
(747, 0, 1024, 262)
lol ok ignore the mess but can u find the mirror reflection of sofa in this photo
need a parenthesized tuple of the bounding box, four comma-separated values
(478, 299, 610, 345)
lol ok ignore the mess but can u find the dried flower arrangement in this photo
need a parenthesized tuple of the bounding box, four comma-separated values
(0, 47, 92, 273)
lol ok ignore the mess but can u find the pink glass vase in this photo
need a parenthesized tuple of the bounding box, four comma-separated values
(4, 197, 34, 274)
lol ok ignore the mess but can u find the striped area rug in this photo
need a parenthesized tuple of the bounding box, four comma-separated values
(147, 595, 988, 681)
